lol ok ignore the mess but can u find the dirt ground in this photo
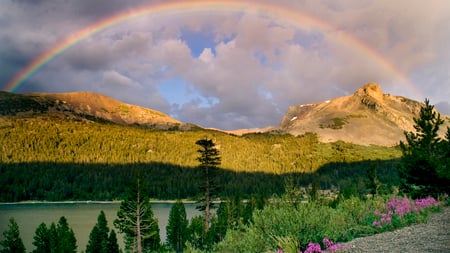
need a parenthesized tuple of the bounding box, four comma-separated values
(341, 206, 450, 252)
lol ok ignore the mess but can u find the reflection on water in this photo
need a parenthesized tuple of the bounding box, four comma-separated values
(0, 202, 200, 252)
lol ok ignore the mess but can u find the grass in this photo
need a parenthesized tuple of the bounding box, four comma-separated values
(213, 194, 446, 253)
(117, 104, 129, 113)
(319, 114, 367, 130)
(320, 117, 348, 129)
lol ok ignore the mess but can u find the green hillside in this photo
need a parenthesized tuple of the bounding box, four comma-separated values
(0, 115, 402, 201)
(0, 116, 400, 170)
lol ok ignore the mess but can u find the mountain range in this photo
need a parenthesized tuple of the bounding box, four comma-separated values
(1, 83, 449, 146)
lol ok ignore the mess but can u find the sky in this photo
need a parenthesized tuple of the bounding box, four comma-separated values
(1, 0, 449, 130)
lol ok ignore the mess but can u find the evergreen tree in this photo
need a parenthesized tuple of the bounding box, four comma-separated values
(106, 230, 120, 253)
(166, 200, 188, 252)
(186, 215, 206, 250)
(55, 216, 77, 253)
(32, 223, 51, 253)
(215, 201, 230, 242)
(30, 217, 78, 253)
(0, 218, 25, 253)
(48, 223, 58, 253)
(436, 127, 450, 187)
(86, 210, 116, 253)
(399, 99, 446, 197)
(114, 178, 160, 253)
(195, 138, 221, 233)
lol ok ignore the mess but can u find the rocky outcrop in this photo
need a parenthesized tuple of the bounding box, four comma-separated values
(279, 83, 449, 146)
(355, 82, 384, 111)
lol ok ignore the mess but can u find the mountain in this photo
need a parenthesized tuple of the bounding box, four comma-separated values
(0, 91, 184, 130)
(1, 83, 448, 146)
(278, 83, 450, 146)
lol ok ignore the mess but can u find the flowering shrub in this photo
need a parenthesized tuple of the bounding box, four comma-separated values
(303, 242, 322, 253)
(216, 194, 444, 253)
(372, 196, 441, 229)
(276, 238, 348, 253)
(415, 196, 440, 210)
(323, 237, 348, 252)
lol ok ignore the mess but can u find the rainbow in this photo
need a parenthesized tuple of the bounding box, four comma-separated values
(5, 0, 415, 95)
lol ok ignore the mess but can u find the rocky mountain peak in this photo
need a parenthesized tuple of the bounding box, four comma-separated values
(355, 82, 383, 99)
(354, 82, 384, 110)
(278, 83, 450, 146)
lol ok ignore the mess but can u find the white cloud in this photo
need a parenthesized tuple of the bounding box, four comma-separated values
(199, 48, 215, 63)
(102, 70, 142, 89)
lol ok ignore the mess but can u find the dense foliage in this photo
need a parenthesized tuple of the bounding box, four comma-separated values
(0, 159, 400, 202)
(399, 99, 450, 197)
(0, 116, 401, 202)
(0, 116, 399, 171)
(28, 217, 78, 253)
(86, 211, 120, 253)
(214, 194, 445, 253)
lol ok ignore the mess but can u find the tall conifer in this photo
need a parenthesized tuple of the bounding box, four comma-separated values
(399, 99, 447, 197)
(114, 178, 160, 253)
(31, 223, 50, 253)
(0, 218, 25, 253)
(86, 210, 118, 253)
(195, 138, 221, 233)
(166, 200, 189, 252)
(55, 216, 77, 253)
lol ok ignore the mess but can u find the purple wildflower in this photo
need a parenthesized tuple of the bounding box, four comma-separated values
(372, 196, 442, 228)
(304, 242, 322, 253)
(323, 237, 346, 252)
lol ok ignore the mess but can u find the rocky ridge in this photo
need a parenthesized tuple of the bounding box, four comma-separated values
(0, 91, 182, 130)
(279, 83, 449, 146)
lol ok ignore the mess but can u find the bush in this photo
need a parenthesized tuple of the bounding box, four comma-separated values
(215, 194, 444, 253)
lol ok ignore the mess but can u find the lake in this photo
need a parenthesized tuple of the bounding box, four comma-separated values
(0, 202, 200, 252)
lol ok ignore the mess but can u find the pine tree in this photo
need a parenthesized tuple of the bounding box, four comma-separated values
(187, 215, 206, 250)
(195, 138, 221, 233)
(55, 216, 77, 253)
(166, 200, 188, 252)
(86, 210, 113, 253)
(436, 127, 450, 189)
(399, 99, 446, 197)
(32, 223, 51, 253)
(114, 178, 160, 253)
(48, 223, 58, 253)
(0, 218, 25, 253)
(106, 230, 120, 253)
(215, 200, 230, 242)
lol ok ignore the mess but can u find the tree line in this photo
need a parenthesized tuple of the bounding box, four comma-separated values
(0, 159, 400, 202)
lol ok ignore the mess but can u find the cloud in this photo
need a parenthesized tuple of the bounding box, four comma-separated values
(102, 70, 142, 89)
(436, 101, 450, 115)
(1, 0, 449, 129)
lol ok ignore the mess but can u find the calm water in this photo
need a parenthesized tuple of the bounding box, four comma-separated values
(0, 202, 200, 252)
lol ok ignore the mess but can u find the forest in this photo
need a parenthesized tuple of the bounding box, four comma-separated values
(0, 115, 401, 202)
